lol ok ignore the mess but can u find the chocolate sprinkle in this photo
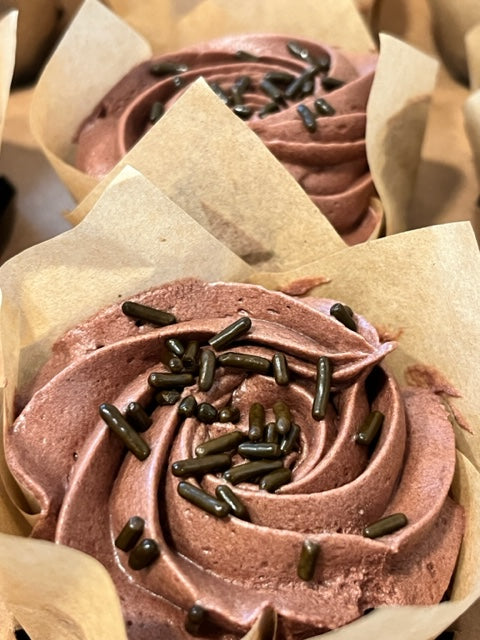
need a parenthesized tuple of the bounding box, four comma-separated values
(208, 316, 252, 350)
(125, 402, 152, 433)
(121, 300, 176, 326)
(312, 356, 332, 421)
(363, 513, 408, 538)
(196, 402, 218, 424)
(215, 484, 250, 520)
(195, 430, 246, 457)
(224, 459, 283, 485)
(99, 403, 150, 461)
(297, 540, 320, 581)
(297, 103, 317, 133)
(177, 481, 230, 518)
(217, 352, 271, 373)
(172, 453, 231, 478)
(185, 603, 206, 635)
(355, 410, 384, 446)
(178, 394, 197, 418)
(314, 97, 336, 116)
(115, 516, 145, 551)
(259, 467, 292, 492)
(128, 538, 160, 570)
(330, 302, 357, 331)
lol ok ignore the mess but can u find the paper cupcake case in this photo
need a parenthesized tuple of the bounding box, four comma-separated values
(30, 0, 437, 246)
(0, 159, 479, 639)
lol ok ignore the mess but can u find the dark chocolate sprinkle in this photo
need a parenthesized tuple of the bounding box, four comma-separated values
(248, 402, 265, 441)
(314, 97, 336, 116)
(224, 459, 283, 485)
(321, 76, 345, 91)
(166, 337, 185, 358)
(272, 352, 290, 386)
(286, 40, 312, 61)
(185, 603, 206, 635)
(260, 78, 285, 103)
(125, 402, 152, 433)
(264, 70, 295, 85)
(218, 405, 241, 424)
(285, 67, 318, 99)
(128, 538, 160, 570)
(312, 356, 332, 421)
(238, 442, 282, 459)
(355, 410, 384, 446)
(172, 453, 231, 477)
(168, 355, 184, 373)
(258, 101, 281, 118)
(208, 316, 252, 350)
(265, 421, 279, 444)
(300, 79, 314, 97)
(149, 101, 164, 124)
(280, 422, 300, 455)
(183, 340, 200, 371)
(99, 403, 150, 461)
(316, 53, 331, 73)
(172, 75, 185, 90)
(208, 81, 231, 105)
(115, 516, 145, 551)
(195, 430, 246, 457)
(297, 539, 320, 581)
(233, 75, 251, 93)
(363, 513, 408, 538)
(121, 300, 176, 326)
(233, 104, 253, 120)
(177, 481, 230, 517)
(196, 402, 218, 424)
(178, 394, 197, 418)
(148, 372, 193, 389)
(297, 103, 317, 133)
(215, 484, 250, 520)
(150, 61, 188, 76)
(198, 348, 216, 392)
(330, 302, 357, 331)
(217, 352, 271, 374)
(273, 400, 291, 435)
(259, 467, 292, 492)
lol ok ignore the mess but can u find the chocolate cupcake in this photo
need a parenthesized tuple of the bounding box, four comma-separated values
(6, 279, 464, 639)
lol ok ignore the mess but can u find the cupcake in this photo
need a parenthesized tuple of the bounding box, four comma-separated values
(5, 278, 465, 638)
(0, 166, 478, 638)
(75, 34, 379, 245)
(30, 0, 437, 242)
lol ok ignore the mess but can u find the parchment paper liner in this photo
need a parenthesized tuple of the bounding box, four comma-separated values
(0, 166, 480, 639)
(30, 0, 438, 240)
(464, 24, 480, 193)
(0, 10, 17, 148)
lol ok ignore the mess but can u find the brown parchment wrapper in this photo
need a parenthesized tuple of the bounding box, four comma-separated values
(464, 23, 480, 194)
(0, 10, 17, 148)
(30, 0, 437, 240)
(1, 165, 480, 639)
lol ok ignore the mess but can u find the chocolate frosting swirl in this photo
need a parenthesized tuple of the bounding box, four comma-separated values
(75, 34, 380, 245)
(7, 280, 464, 639)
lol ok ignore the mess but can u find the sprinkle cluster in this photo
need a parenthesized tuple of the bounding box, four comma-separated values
(103, 297, 408, 635)
(147, 40, 342, 132)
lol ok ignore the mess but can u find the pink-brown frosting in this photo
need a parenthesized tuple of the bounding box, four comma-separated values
(6, 280, 464, 639)
(74, 34, 380, 245)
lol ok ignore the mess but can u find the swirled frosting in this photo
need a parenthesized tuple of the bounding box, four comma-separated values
(74, 34, 380, 245)
(7, 279, 464, 639)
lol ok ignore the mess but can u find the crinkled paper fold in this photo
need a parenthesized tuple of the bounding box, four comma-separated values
(0, 163, 480, 638)
(30, 0, 437, 238)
